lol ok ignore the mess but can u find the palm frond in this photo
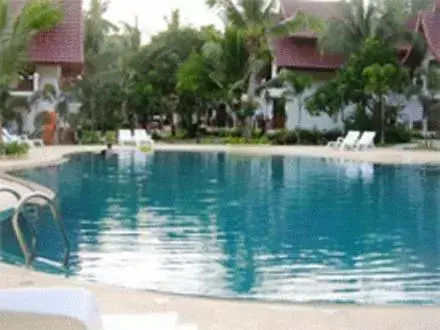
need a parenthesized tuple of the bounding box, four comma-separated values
(271, 10, 324, 36)
(206, 0, 246, 27)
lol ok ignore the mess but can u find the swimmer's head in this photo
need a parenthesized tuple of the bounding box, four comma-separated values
(107, 143, 112, 149)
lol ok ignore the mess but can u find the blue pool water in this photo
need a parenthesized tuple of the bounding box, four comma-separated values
(1, 151, 440, 304)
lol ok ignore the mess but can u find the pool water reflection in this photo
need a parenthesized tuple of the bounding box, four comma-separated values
(1, 150, 440, 304)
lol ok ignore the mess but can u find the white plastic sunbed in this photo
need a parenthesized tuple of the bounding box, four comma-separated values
(327, 131, 360, 150)
(133, 129, 154, 147)
(354, 131, 376, 151)
(118, 129, 135, 146)
(2, 128, 44, 147)
(0, 287, 198, 330)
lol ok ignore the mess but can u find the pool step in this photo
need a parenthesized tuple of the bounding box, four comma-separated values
(102, 312, 198, 330)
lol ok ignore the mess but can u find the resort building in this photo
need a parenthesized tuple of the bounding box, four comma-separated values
(9, 0, 84, 135)
(270, 0, 440, 132)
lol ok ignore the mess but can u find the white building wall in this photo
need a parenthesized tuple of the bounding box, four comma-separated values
(284, 82, 345, 131)
(36, 65, 62, 94)
(283, 85, 425, 132)
(21, 65, 61, 134)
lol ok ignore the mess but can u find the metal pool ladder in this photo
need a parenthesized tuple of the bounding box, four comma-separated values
(0, 187, 70, 271)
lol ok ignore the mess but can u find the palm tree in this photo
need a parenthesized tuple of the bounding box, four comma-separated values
(319, 0, 429, 54)
(205, 0, 323, 137)
(200, 26, 249, 125)
(278, 69, 312, 142)
(0, 0, 62, 142)
(78, 0, 120, 130)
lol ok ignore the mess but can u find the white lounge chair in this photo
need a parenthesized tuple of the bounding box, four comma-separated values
(0, 287, 198, 330)
(327, 131, 360, 150)
(2, 130, 33, 148)
(354, 131, 376, 151)
(2, 128, 43, 147)
(133, 129, 154, 147)
(0, 287, 103, 330)
(118, 129, 136, 146)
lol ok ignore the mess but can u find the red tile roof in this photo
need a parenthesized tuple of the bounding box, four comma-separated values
(419, 11, 440, 61)
(276, 0, 345, 69)
(11, 0, 84, 65)
(275, 37, 346, 69)
(276, 0, 440, 69)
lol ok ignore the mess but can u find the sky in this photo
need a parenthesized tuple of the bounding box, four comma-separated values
(83, 0, 224, 42)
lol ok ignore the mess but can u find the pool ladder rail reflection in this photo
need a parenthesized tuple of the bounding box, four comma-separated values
(0, 186, 70, 272)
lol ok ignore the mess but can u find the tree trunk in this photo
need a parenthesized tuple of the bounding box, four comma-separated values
(122, 100, 129, 128)
(296, 98, 302, 144)
(380, 96, 385, 144)
(90, 96, 96, 131)
(247, 63, 258, 100)
(243, 58, 259, 140)
(0, 113, 3, 145)
(171, 111, 176, 136)
(422, 117, 428, 137)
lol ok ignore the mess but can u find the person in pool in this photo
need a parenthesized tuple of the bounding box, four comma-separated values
(100, 143, 114, 158)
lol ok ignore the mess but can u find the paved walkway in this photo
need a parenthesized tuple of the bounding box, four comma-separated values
(0, 263, 439, 330)
(0, 145, 439, 329)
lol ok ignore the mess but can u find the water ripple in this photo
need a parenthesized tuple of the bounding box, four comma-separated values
(5, 151, 440, 304)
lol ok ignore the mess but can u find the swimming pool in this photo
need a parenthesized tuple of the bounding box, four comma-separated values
(1, 150, 440, 304)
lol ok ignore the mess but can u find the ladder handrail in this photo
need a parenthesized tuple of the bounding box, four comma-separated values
(0, 186, 22, 200)
(11, 191, 70, 269)
(0, 186, 38, 261)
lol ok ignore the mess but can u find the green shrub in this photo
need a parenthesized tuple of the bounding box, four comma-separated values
(258, 135, 270, 144)
(223, 136, 269, 144)
(81, 131, 102, 144)
(105, 131, 116, 144)
(224, 136, 246, 144)
(158, 129, 188, 142)
(151, 131, 162, 140)
(269, 130, 297, 145)
(321, 130, 344, 144)
(0, 142, 30, 156)
(411, 130, 424, 140)
(175, 129, 188, 140)
(297, 129, 320, 145)
(226, 128, 241, 137)
(215, 128, 231, 137)
(268, 129, 344, 145)
(139, 145, 152, 153)
(384, 126, 413, 144)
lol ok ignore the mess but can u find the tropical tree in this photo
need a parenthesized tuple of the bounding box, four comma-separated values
(0, 0, 62, 141)
(177, 25, 250, 128)
(177, 51, 218, 113)
(130, 10, 206, 131)
(278, 69, 313, 143)
(306, 77, 349, 122)
(205, 0, 323, 137)
(77, 0, 120, 130)
(319, 0, 430, 54)
(307, 38, 411, 142)
(363, 63, 409, 143)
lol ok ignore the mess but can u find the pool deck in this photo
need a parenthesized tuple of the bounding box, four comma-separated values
(1, 144, 440, 329)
